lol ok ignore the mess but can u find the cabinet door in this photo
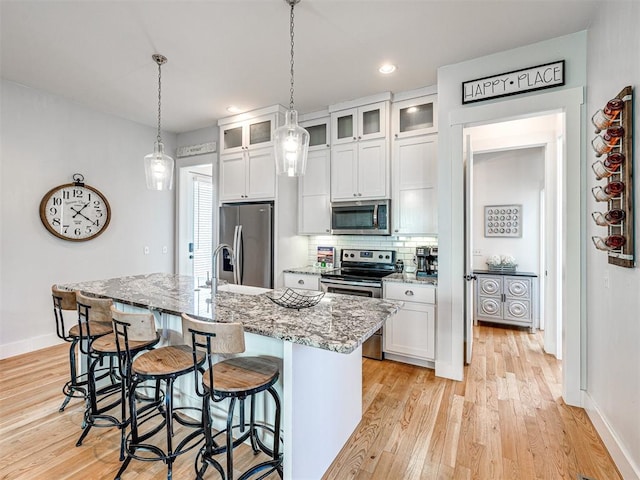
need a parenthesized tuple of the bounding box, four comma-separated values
(302, 118, 330, 152)
(247, 118, 273, 150)
(284, 273, 320, 291)
(384, 302, 435, 360)
(503, 298, 531, 322)
(331, 108, 357, 145)
(330, 143, 358, 200)
(221, 123, 245, 154)
(359, 101, 387, 141)
(504, 277, 531, 299)
(219, 153, 247, 201)
(478, 275, 502, 296)
(392, 95, 437, 139)
(477, 295, 503, 320)
(299, 148, 331, 234)
(357, 138, 388, 199)
(392, 135, 438, 234)
(246, 148, 276, 200)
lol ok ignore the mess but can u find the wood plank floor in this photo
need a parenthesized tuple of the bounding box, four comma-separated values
(0, 325, 621, 479)
(323, 325, 621, 480)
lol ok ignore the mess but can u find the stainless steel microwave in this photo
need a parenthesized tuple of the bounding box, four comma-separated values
(330, 200, 391, 235)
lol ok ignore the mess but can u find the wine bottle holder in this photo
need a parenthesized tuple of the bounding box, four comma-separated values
(590, 86, 634, 268)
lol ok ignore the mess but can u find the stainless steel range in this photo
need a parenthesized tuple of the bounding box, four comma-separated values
(320, 249, 396, 360)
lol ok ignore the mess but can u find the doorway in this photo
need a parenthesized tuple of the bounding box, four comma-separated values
(464, 113, 564, 364)
(177, 163, 214, 280)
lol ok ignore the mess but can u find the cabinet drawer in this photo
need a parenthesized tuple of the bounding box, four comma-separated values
(283, 273, 320, 291)
(385, 283, 435, 304)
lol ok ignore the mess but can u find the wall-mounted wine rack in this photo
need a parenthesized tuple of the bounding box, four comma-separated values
(590, 86, 635, 268)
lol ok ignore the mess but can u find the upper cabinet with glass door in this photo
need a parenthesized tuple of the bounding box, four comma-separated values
(331, 99, 388, 145)
(392, 92, 437, 139)
(218, 105, 287, 154)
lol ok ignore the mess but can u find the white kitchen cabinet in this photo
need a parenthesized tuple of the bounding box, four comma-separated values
(383, 282, 436, 366)
(329, 96, 390, 201)
(475, 273, 538, 331)
(331, 138, 388, 201)
(392, 94, 437, 139)
(298, 114, 331, 234)
(331, 101, 387, 145)
(391, 135, 438, 234)
(218, 105, 286, 202)
(283, 273, 320, 291)
(219, 147, 276, 202)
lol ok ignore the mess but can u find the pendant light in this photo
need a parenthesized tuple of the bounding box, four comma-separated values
(273, 0, 309, 177)
(144, 54, 174, 190)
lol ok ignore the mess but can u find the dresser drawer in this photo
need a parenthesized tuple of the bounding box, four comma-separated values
(283, 273, 320, 291)
(385, 282, 436, 304)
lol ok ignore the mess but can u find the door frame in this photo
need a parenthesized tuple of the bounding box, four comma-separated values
(438, 87, 585, 406)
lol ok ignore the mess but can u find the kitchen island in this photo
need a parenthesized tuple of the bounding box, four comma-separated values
(62, 273, 401, 480)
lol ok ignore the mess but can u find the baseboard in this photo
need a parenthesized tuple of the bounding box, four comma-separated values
(384, 352, 435, 369)
(0, 333, 61, 359)
(582, 391, 640, 480)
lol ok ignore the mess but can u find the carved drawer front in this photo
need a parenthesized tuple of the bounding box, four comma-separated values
(504, 299, 531, 321)
(478, 297, 502, 319)
(478, 277, 501, 296)
(505, 277, 531, 299)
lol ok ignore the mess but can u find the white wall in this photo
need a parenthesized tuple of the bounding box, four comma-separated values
(0, 80, 176, 358)
(585, 1, 640, 478)
(472, 147, 544, 272)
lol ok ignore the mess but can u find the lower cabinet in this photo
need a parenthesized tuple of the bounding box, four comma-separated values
(383, 282, 435, 366)
(283, 273, 320, 291)
(475, 273, 538, 331)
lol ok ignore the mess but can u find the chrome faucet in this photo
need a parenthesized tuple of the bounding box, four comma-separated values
(211, 243, 234, 295)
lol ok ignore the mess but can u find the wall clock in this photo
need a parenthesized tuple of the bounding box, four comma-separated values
(39, 174, 111, 241)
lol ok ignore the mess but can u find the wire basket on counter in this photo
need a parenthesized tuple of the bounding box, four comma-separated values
(265, 288, 325, 311)
(487, 264, 517, 273)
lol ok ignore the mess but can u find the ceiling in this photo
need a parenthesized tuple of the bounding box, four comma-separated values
(1, 0, 598, 134)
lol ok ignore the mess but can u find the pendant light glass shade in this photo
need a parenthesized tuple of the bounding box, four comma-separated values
(274, 109, 309, 177)
(144, 141, 174, 190)
(144, 54, 174, 190)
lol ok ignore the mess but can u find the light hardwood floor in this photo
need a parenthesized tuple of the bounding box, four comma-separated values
(0, 325, 620, 479)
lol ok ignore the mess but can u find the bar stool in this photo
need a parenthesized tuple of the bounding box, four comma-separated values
(115, 316, 207, 480)
(52, 285, 112, 413)
(75, 296, 160, 460)
(182, 313, 282, 480)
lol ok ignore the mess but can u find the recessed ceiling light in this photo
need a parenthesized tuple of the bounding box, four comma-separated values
(227, 106, 243, 114)
(378, 64, 396, 74)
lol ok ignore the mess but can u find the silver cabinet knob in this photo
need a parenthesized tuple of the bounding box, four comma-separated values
(405, 290, 414, 296)
(395, 229, 399, 233)
(298, 279, 304, 285)
(358, 193, 362, 196)
(325, 229, 330, 232)
(353, 193, 357, 197)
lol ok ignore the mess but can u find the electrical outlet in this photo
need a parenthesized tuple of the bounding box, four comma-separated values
(144, 246, 150, 255)
(473, 249, 482, 256)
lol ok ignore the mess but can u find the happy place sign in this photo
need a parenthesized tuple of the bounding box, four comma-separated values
(462, 60, 565, 104)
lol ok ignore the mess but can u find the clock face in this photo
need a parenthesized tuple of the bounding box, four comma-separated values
(39, 183, 111, 241)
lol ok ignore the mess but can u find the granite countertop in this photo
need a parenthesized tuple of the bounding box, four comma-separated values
(383, 273, 438, 286)
(61, 273, 402, 355)
(283, 266, 331, 276)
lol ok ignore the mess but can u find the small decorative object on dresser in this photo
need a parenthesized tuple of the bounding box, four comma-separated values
(39, 173, 111, 241)
(486, 254, 517, 273)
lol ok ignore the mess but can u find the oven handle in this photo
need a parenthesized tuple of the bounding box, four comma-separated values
(320, 278, 382, 289)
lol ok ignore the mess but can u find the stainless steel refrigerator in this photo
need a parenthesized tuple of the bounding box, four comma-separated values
(219, 202, 274, 289)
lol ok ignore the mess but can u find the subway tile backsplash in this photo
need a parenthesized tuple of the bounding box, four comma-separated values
(306, 235, 437, 266)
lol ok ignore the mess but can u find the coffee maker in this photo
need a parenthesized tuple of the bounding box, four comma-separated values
(416, 246, 438, 277)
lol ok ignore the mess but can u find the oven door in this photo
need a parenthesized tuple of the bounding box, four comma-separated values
(319, 278, 382, 298)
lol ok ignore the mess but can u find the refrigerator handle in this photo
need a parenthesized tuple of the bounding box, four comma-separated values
(232, 225, 242, 285)
(237, 225, 244, 285)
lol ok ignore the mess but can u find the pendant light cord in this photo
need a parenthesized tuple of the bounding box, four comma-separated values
(157, 60, 163, 143)
(289, 1, 295, 111)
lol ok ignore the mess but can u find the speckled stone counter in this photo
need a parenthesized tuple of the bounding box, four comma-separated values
(62, 272, 401, 355)
(384, 273, 438, 286)
(282, 266, 328, 276)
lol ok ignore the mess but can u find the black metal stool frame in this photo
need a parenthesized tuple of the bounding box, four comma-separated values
(114, 332, 206, 480)
(188, 328, 283, 480)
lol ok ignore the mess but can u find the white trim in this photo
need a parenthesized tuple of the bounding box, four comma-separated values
(392, 85, 438, 103)
(582, 391, 640, 480)
(0, 333, 62, 359)
(328, 91, 392, 112)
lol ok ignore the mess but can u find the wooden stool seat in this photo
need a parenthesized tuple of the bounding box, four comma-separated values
(68, 321, 112, 338)
(204, 357, 279, 395)
(92, 332, 160, 355)
(132, 344, 205, 378)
